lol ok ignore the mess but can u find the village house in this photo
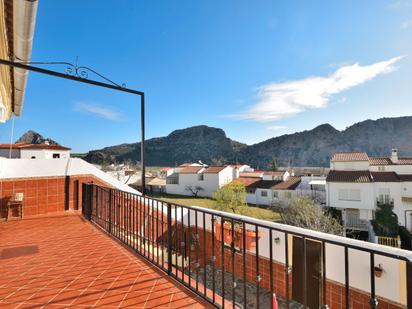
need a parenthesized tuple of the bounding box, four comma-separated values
(326, 149, 412, 236)
(166, 164, 237, 197)
(0, 142, 71, 159)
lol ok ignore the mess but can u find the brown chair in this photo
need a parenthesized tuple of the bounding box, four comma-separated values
(7, 193, 24, 221)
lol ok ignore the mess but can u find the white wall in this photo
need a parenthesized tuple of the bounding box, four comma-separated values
(166, 166, 234, 198)
(327, 182, 375, 211)
(151, 202, 412, 306)
(370, 164, 412, 174)
(0, 148, 20, 158)
(0, 158, 139, 194)
(20, 149, 70, 159)
(331, 161, 370, 171)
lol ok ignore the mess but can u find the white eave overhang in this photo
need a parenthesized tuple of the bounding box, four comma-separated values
(12, 0, 38, 116)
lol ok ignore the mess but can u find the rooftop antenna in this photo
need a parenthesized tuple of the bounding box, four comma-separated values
(9, 115, 15, 159)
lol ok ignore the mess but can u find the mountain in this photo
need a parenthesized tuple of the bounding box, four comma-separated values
(84, 125, 247, 166)
(83, 116, 412, 167)
(15, 130, 59, 145)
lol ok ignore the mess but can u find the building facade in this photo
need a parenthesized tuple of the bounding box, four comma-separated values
(326, 149, 412, 233)
(0, 143, 71, 159)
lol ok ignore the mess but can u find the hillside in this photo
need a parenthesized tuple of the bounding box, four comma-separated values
(19, 116, 412, 168)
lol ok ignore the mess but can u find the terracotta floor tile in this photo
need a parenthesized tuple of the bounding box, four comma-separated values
(0, 214, 213, 309)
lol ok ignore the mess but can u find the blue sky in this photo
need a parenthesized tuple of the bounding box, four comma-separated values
(1, 0, 412, 152)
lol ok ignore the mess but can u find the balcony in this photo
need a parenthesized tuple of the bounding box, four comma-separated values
(1, 183, 411, 309)
(0, 213, 212, 308)
(344, 217, 370, 231)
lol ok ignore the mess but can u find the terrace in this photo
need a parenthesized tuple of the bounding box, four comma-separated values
(3, 181, 411, 308)
(0, 213, 212, 308)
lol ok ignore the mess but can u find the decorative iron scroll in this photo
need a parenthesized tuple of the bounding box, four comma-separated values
(20, 57, 126, 88)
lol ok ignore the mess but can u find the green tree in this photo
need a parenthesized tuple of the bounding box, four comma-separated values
(372, 203, 399, 236)
(270, 158, 278, 171)
(213, 180, 247, 214)
(275, 197, 344, 235)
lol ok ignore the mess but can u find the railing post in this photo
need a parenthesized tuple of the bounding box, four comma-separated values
(83, 183, 92, 221)
(109, 189, 112, 233)
(167, 203, 173, 274)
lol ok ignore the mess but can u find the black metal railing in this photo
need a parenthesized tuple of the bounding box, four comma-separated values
(82, 183, 412, 309)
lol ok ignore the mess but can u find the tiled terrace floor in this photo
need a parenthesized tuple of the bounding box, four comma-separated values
(0, 213, 213, 308)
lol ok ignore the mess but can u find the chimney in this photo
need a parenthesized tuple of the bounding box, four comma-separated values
(44, 140, 50, 145)
(391, 148, 398, 163)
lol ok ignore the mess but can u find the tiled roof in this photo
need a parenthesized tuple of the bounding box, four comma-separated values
(203, 166, 228, 174)
(0, 143, 71, 151)
(272, 176, 302, 190)
(399, 174, 412, 181)
(398, 158, 412, 165)
(326, 170, 372, 183)
(263, 171, 286, 176)
(369, 157, 391, 165)
(369, 157, 412, 165)
(331, 152, 369, 162)
(232, 177, 261, 187)
(239, 172, 264, 178)
(370, 172, 400, 182)
(243, 176, 301, 191)
(147, 177, 166, 186)
(179, 166, 204, 174)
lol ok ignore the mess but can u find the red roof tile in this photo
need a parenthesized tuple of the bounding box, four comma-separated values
(326, 170, 372, 183)
(272, 176, 301, 190)
(0, 143, 71, 150)
(369, 157, 412, 165)
(369, 157, 392, 165)
(203, 166, 228, 174)
(239, 172, 263, 178)
(179, 166, 204, 174)
(399, 174, 412, 181)
(371, 172, 400, 182)
(331, 152, 369, 162)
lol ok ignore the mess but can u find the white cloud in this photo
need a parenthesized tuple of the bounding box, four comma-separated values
(389, 0, 412, 9)
(233, 56, 404, 122)
(267, 125, 287, 131)
(401, 19, 412, 29)
(74, 102, 121, 121)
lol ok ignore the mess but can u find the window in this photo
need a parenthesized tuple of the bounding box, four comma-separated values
(338, 189, 361, 201)
(166, 175, 179, 184)
(198, 174, 204, 181)
(284, 192, 292, 199)
(53, 153, 60, 158)
(261, 190, 268, 197)
(31, 156, 36, 159)
(273, 191, 279, 198)
(378, 188, 390, 204)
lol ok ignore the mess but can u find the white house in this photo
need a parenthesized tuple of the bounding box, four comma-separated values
(238, 175, 302, 206)
(0, 143, 71, 159)
(326, 149, 412, 234)
(166, 165, 236, 197)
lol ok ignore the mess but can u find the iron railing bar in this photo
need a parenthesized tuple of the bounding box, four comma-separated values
(181, 206, 185, 282)
(322, 240, 327, 307)
(285, 232, 290, 308)
(303, 236, 307, 308)
(269, 228, 274, 309)
(370, 253, 377, 308)
(175, 205, 179, 278)
(255, 225, 260, 309)
(195, 209, 199, 291)
(188, 208, 192, 288)
(203, 212, 207, 297)
(345, 246, 349, 309)
(231, 218, 235, 309)
(211, 214, 216, 303)
(243, 221, 247, 309)
(221, 216, 225, 309)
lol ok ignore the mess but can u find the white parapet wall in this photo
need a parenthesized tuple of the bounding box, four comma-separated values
(142, 198, 412, 306)
(0, 158, 140, 195)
